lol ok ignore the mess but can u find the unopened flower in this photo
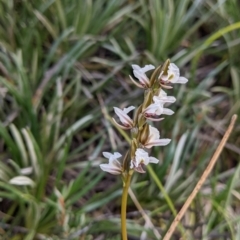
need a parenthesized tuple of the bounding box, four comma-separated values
(160, 63, 188, 87)
(143, 96, 174, 121)
(130, 148, 159, 173)
(142, 126, 171, 148)
(100, 152, 122, 175)
(130, 64, 155, 88)
(113, 106, 135, 130)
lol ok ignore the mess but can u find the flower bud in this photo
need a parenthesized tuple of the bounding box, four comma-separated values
(131, 127, 138, 138)
(139, 123, 150, 146)
(137, 113, 146, 130)
(142, 90, 153, 111)
(122, 150, 130, 172)
(161, 59, 170, 76)
(131, 139, 138, 160)
(133, 105, 143, 127)
(149, 65, 162, 87)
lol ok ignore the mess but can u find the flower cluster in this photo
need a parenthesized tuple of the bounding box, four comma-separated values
(100, 61, 188, 174)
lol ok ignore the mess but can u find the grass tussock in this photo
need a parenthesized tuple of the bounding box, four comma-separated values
(0, 0, 240, 239)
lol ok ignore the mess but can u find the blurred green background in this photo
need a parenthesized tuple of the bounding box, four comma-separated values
(0, 0, 240, 239)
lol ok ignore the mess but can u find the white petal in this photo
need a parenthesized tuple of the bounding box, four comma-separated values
(113, 152, 122, 159)
(169, 63, 179, 71)
(162, 108, 174, 115)
(135, 148, 149, 166)
(112, 118, 132, 130)
(158, 89, 167, 97)
(177, 76, 188, 84)
(153, 96, 163, 104)
(154, 95, 176, 104)
(132, 64, 141, 70)
(171, 73, 180, 83)
(149, 126, 160, 141)
(123, 106, 135, 114)
(102, 152, 122, 162)
(102, 152, 112, 159)
(155, 105, 164, 115)
(144, 103, 161, 115)
(114, 107, 133, 126)
(100, 164, 121, 175)
(133, 70, 149, 86)
(160, 96, 176, 103)
(166, 96, 176, 103)
(145, 139, 171, 148)
(132, 64, 155, 73)
(161, 138, 171, 145)
(140, 64, 155, 73)
(130, 160, 134, 169)
(149, 157, 159, 164)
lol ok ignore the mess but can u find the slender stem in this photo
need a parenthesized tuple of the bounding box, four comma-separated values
(121, 172, 132, 240)
(147, 165, 186, 237)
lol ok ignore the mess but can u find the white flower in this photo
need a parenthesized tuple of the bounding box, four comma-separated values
(130, 64, 155, 88)
(160, 63, 188, 85)
(143, 96, 174, 121)
(143, 126, 171, 148)
(143, 90, 175, 120)
(113, 106, 135, 130)
(100, 152, 122, 175)
(130, 148, 159, 173)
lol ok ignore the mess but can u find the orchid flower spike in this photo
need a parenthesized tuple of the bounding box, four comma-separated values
(130, 64, 155, 88)
(142, 126, 171, 149)
(113, 106, 135, 130)
(130, 148, 159, 173)
(100, 152, 123, 175)
(160, 63, 188, 88)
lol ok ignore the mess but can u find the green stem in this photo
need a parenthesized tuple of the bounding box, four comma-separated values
(147, 165, 186, 237)
(121, 172, 132, 240)
(147, 165, 177, 215)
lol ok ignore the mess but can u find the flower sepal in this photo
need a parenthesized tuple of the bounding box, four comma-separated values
(122, 150, 130, 172)
(100, 152, 123, 175)
(129, 75, 145, 89)
(162, 59, 170, 76)
(149, 65, 162, 87)
(113, 106, 135, 130)
(133, 105, 143, 127)
(132, 164, 146, 173)
(139, 123, 150, 145)
(142, 90, 154, 112)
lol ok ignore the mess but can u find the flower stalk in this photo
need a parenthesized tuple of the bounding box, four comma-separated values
(121, 171, 133, 240)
